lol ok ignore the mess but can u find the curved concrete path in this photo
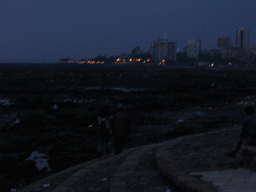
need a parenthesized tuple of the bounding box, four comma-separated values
(17, 129, 256, 192)
(156, 129, 256, 192)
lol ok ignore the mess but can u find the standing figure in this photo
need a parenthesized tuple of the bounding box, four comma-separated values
(112, 107, 131, 155)
(98, 105, 111, 156)
(225, 105, 256, 158)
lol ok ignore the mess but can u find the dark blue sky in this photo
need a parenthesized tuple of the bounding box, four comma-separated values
(1, 0, 256, 63)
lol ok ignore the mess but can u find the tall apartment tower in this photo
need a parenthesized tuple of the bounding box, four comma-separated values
(217, 36, 232, 59)
(218, 36, 231, 49)
(186, 40, 201, 59)
(236, 28, 250, 53)
(150, 38, 177, 64)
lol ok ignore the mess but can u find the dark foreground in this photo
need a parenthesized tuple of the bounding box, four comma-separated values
(0, 64, 256, 190)
(17, 127, 243, 192)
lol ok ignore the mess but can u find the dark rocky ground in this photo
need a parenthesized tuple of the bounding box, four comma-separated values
(1, 63, 256, 191)
(168, 128, 242, 174)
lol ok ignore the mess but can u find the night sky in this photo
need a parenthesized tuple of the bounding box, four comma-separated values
(1, 1, 256, 63)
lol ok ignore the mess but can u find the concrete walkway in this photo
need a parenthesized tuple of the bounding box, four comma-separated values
(156, 129, 256, 192)
(17, 128, 256, 192)
(191, 168, 256, 192)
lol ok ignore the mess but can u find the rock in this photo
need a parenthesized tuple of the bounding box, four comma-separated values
(26, 151, 51, 172)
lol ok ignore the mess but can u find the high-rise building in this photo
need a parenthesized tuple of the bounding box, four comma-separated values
(218, 36, 231, 49)
(150, 39, 177, 64)
(186, 40, 201, 59)
(217, 36, 232, 59)
(236, 28, 250, 53)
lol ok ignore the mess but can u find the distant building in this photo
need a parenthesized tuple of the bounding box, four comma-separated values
(150, 38, 177, 64)
(236, 28, 250, 53)
(218, 36, 231, 49)
(186, 40, 201, 59)
(230, 46, 246, 61)
(250, 46, 256, 55)
(210, 48, 228, 60)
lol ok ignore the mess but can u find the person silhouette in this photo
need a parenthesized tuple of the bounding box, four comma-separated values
(97, 105, 111, 156)
(225, 105, 256, 158)
(112, 107, 131, 155)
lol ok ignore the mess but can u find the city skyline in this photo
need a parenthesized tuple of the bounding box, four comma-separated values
(1, 1, 256, 63)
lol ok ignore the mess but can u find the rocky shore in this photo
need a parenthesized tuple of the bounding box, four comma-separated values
(1, 64, 256, 191)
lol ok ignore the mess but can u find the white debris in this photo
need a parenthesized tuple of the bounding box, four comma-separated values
(88, 124, 93, 128)
(43, 184, 50, 188)
(102, 177, 108, 181)
(177, 119, 184, 123)
(0, 99, 13, 106)
(26, 151, 51, 171)
(166, 189, 171, 192)
(52, 104, 58, 110)
(117, 104, 123, 109)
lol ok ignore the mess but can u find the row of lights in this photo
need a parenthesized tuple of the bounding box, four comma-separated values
(66, 60, 105, 64)
(64, 58, 151, 64)
(87, 60, 105, 64)
(115, 58, 150, 64)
